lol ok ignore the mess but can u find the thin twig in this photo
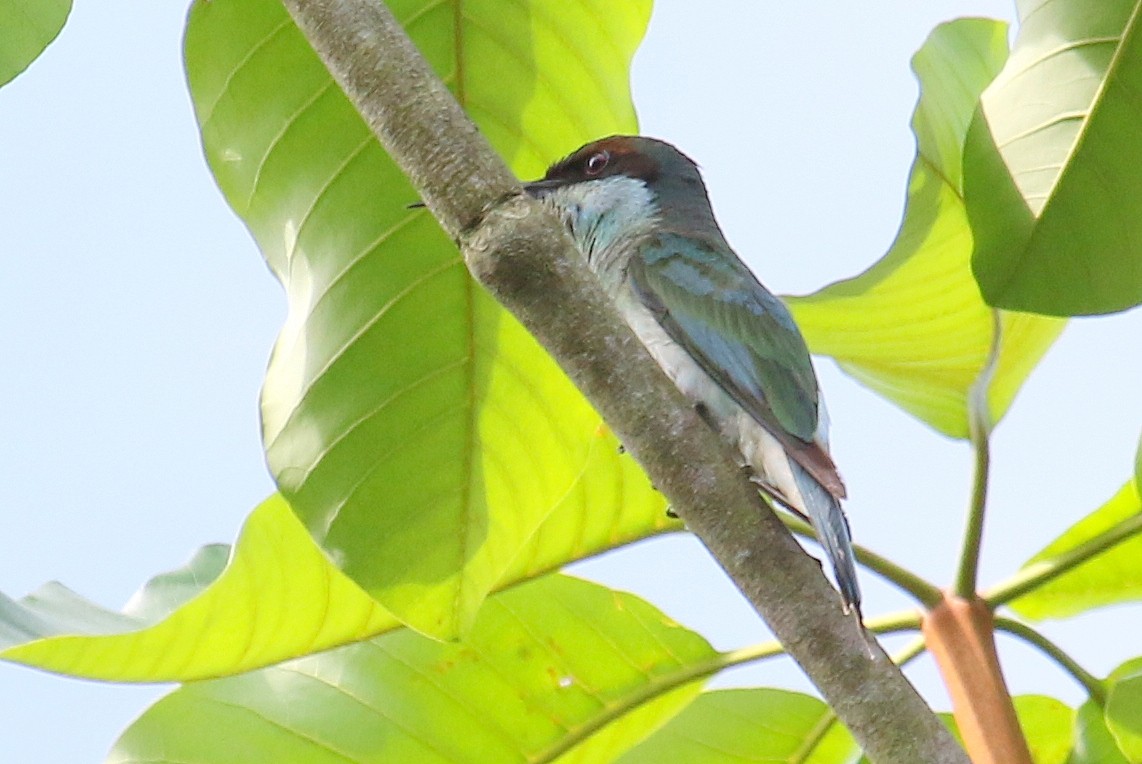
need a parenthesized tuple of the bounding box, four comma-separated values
(954, 310, 1000, 597)
(994, 616, 1107, 704)
(984, 510, 1142, 606)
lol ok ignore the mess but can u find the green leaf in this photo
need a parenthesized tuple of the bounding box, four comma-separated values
(2, 474, 672, 683)
(0, 0, 70, 87)
(184, 0, 662, 640)
(965, 1, 1142, 316)
(1011, 480, 1142, 620)
(1013, 695, 1074, 764)
(0, 543, 225, 650)
(1070, 699, 1130, 764)
(107, 575, 713, 764)
(786, 18, 1064, 439)
(0, 496, 395, 681)
(1106, 668, 1142, 761)
(616, 689, 860, 763)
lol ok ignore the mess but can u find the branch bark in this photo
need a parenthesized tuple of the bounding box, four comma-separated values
(279, 1, 968, 761)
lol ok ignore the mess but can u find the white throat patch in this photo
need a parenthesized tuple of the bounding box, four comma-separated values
(539, 175, 658, 285)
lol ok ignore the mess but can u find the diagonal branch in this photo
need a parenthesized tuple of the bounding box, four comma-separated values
(278, 2, 968, 762)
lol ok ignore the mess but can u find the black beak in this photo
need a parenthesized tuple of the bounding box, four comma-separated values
(522, 178, 566, 197)
(408, 178, 563, 209)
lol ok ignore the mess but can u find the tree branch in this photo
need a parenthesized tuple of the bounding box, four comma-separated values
(278, 1, 967, 761)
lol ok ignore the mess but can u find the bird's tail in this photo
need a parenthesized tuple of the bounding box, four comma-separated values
(790, 460, 861, 617)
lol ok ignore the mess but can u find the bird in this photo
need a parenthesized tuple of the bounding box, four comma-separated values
(524, 135, 861, 617)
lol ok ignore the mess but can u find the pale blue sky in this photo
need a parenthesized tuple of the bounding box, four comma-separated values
(2, 2, 1140, 761)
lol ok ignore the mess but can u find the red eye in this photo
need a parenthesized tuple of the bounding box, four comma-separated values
(585, 150, 610, 175)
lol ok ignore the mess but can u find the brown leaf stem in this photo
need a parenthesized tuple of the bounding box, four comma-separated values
(922, 592, 1031, 764)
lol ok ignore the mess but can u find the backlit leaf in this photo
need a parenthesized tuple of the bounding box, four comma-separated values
(788, 19, 1064, 439)
(1011, 481, 1142, 620)
(0, 496, 393, 681)
(2, 470, 675, 683)
(184, 0, 662, 639)
(107, 575, 713, 764)
(1013, 695, 1073, 764)
(617, 689, 860, 763)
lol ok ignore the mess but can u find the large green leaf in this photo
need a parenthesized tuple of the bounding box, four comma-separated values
(2, 462, 669, 682)
(616, 691, 1073, 764)
(965, 1, 1142, 316)
(616, 689, 859, 763)
(787, 19, 1064, 439)
(106, 575, 712, 764)
(0, 0, 70, 86)
(184, 0, 661, 639)
(1010, 480, 1142, 620)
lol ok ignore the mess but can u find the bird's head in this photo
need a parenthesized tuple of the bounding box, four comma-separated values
(525, 135, 706, 203)
(525, 136, 719, 266)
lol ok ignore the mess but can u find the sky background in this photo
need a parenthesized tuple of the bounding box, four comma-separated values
(2, 2, 1141, 761)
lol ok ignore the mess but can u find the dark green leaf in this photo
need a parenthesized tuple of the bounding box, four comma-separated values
(1106, 668, 1142, 760)
(1069, 699, 1130, 764)
(0, 0, 70, 86)
(965, 0, 1142, 315)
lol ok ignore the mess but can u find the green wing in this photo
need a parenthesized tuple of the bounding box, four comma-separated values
(629, 232, 821, 444)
